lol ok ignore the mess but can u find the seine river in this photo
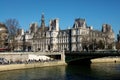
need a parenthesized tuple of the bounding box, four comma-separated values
(0, 63, 120, 80)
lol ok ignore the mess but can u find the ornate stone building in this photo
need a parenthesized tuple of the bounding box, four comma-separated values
(15, 22, 38, 51)
(32, 14, 115, 52)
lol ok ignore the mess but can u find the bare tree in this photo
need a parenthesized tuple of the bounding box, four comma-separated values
(5, 19, 20, 51)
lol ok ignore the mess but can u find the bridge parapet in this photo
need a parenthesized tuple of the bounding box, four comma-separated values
(0, 52, 62, 55)
(65, 50, 120, 54)
(65, 51, 120, 63)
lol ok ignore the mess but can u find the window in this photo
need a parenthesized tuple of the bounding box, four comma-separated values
(72, 30, 75, 35)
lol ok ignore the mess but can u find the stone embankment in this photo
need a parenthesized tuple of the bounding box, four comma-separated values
(91, 57, 120, 63)
(0, 61, 67, 72)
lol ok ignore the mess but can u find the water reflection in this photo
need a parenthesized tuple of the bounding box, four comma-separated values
(91, 63, 120, 80)
(65, 64, 96, 80)
(0, 66, 66, 80)
(0, 63, 120, 80)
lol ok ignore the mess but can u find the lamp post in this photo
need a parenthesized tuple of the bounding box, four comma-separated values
(92, 39, 95, 51)
(68, 28, 71, 52)
(23, 33, 26, 52)
(104, 38, 106, 49)
(117, 31, 120, 42)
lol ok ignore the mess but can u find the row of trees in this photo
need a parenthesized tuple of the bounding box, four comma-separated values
(84, 40, 114, 51)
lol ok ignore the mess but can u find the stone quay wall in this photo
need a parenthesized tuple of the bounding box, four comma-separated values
(0, 52, 28, 62)
(0, 61, 67, 72)
(91, 57, 120, 63)
(0, 51, 65, 62)
(0, 52, 66, 72)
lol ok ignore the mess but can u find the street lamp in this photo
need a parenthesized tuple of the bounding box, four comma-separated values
(23, 33, 26, 52)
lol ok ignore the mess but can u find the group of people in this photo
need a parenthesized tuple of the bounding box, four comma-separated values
(0, 57, 57, 65)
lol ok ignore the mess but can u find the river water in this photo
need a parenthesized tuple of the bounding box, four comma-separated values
(0, 63, 120, 80)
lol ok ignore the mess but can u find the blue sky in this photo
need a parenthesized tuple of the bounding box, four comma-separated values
(0, 0, 120, 39)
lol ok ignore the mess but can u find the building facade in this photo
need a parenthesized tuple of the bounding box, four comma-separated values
(15, 25, 36, 51)
(31, 14, 115, 52)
